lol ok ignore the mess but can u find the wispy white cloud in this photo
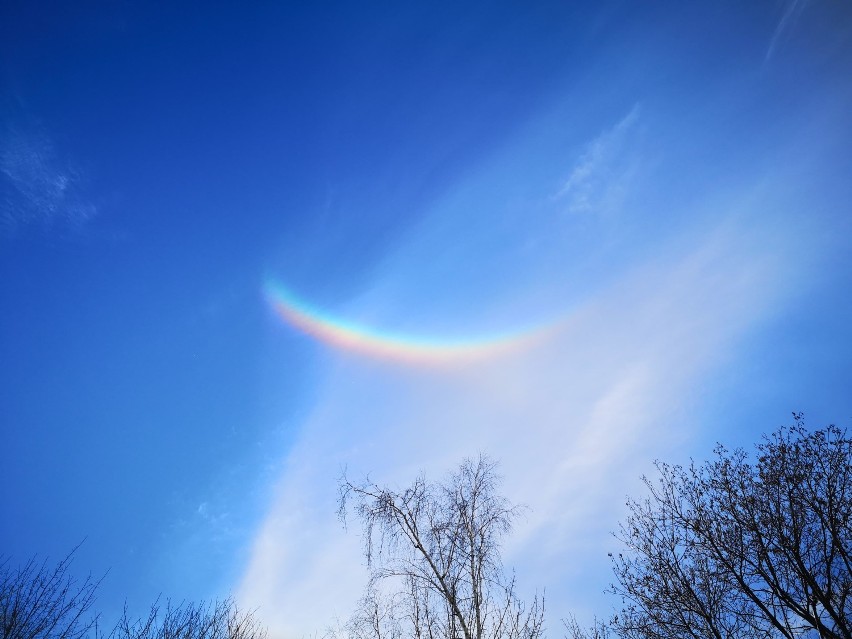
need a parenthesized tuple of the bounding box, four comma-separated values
(554, 104, 641, 216)
(234, 92, 827, 636)
(1, 123, 97, 235)
(237, 216, 793, 639)
(237, 227, 789, 637)
(766, 0, 809, 61)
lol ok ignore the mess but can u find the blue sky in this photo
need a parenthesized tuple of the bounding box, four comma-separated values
(2, 1, 852, 635)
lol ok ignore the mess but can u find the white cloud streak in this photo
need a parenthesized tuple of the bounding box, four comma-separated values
(1, 123, 97, 234)
(236, 101, 809, 637)
(237, 221, 790, 638)
(555, 104, 641, 216)
(766, 0, 809, 61)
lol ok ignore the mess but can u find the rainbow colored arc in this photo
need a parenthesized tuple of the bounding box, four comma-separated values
(263, 280, 548, 365)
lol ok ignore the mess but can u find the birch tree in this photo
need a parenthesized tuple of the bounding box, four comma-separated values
(338, 455, 544, 639)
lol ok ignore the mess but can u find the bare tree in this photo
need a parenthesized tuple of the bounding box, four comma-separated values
(0, 548, 267, 639)
(0, 548, 100, 639)
(563, 616, 612, 639)
(110, 599, 266, 639)
(337, 455, 544, 639)
(600, 416, 851, 639)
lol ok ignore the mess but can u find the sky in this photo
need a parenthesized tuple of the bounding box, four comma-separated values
(2, 1, 852, 636)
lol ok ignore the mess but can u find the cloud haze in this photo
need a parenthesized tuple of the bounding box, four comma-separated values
(2, 4, 850, 635)
(237, 105, 803, 636)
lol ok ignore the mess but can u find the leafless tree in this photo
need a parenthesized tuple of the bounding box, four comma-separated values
(563, 616, 612, 639)
(110, 599, 266, 639)
(597, 416, 851, 639)
(0, 547, 100, 639)
(337, 455, 544, 639)
(0, 548, 266, 639)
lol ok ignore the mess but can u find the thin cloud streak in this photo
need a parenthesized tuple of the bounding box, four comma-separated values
(234, 94, 822, 635)
(766, 0, 808, 61)
(237, 218, 791, 638)
(1, 123, 97, 235)
(555, 104, 641, 216)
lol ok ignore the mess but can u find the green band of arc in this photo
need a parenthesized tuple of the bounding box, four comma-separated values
(263, 279, 554, 365)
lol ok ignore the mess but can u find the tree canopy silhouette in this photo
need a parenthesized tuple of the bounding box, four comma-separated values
(0, 549, 265, 639)
(0, 548, 100, 639)
(573, 416, 852, 639)
(337, 455, 544, 639)
(111, 598, 266, 639)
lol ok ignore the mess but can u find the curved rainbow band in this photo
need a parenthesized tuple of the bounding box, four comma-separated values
(263, 279, 549, 365)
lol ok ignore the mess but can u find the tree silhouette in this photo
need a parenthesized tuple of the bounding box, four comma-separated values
(596, 416, 851, 639)
(0, 550, 266, 639)
(0, 548, 100, 639)
(111, 599, 266, 639)
(337, 455, 544, 639)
